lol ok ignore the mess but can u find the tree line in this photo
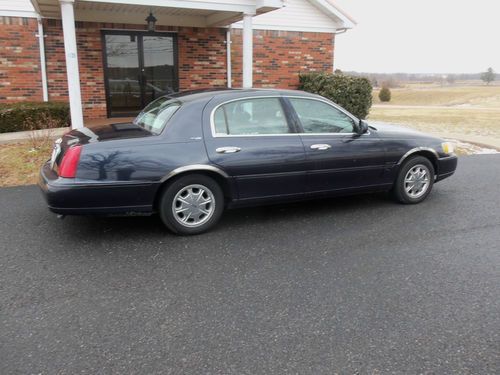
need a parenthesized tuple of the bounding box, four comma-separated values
(339, 68, 497, 87)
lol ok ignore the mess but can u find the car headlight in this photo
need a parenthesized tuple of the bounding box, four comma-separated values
(441, 141, 455, 155)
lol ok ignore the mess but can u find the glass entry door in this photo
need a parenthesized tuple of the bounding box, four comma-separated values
(103, 31, 178, 117)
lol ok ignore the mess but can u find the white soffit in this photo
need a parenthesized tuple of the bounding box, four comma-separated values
(30, 0, 284, 27)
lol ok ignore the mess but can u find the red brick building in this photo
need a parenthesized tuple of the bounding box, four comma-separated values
(0, 0, 355, 126)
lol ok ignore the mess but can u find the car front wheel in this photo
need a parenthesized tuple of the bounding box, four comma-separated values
(393, 156, 435, 204)
(159, 174, 224, 235)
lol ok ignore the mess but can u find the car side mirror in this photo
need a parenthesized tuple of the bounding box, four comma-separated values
(357, 120, 369, 135)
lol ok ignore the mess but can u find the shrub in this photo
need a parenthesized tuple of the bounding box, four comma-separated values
(299, 72, 373, 119)
(378, 87, 392, 102)
(0, 102, 70, 134)
(26, 113, 62, 150)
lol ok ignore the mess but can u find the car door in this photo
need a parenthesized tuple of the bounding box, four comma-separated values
(203, 96, 307, 201)
(285, 96, 387, 193)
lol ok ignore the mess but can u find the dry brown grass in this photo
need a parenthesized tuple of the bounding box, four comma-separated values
(369, 107, 500, 138)
(0, 112, 63, 187)
(0, 141, 52, 187)
(369, 83, 500, 148)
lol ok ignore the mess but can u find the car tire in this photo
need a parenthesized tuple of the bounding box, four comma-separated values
(392, 156, 435, 204)
(159, 174, 224, 235)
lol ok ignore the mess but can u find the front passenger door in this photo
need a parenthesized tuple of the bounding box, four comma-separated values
(286, 97, 386, 193)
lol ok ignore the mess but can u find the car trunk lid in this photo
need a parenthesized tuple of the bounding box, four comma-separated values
(50, 122, 153, 173)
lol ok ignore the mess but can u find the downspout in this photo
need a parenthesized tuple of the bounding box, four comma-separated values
(36, 16, 49, 101)
(332, 28, 348, 73)
(226, 27, 232, 88)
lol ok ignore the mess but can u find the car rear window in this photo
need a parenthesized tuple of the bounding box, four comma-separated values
(134, 97, 181, 134)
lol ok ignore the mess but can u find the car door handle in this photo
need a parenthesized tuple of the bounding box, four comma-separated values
(310, 144, 332, 151)
(216, 146, 241, 154)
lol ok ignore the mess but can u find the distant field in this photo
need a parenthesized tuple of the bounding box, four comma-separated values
(372, 82, 500, 107)
(369, 83, 500, 148)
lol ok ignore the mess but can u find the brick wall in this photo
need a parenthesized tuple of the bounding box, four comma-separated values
(231, 29, 334, 88)
(0, 17, 43, 102)
(178, 27, 227, 89)
(43, 21, 228, 118)
(0, 19, 334, 119)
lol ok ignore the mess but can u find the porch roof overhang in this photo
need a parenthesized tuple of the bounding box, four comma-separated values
(30, 0, 284, 27)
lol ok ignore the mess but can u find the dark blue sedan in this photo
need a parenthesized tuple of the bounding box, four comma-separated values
(39, 89, 457, 234)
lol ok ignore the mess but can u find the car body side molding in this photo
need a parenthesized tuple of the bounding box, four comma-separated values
(397, 147, 440, 165)
(160, 164, 230, 183)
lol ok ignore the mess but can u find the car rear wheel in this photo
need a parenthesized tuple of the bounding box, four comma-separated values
(393, 156, 435, 204)
(159, 174, 224, 235)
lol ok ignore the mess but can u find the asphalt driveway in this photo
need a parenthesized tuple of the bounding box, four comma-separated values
(1, 155, 499, 374)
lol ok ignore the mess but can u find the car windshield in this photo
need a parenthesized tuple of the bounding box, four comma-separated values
(133, 97, 181, 135)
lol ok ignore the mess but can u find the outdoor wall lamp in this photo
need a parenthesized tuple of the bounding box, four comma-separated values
(146, 10, 157, 32)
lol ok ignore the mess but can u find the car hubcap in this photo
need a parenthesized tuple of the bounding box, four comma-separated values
(404, 164, 431, 198)
(172, 184, 215, 228)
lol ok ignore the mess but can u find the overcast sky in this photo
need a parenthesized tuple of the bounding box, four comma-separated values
(333, 0, 500, 74)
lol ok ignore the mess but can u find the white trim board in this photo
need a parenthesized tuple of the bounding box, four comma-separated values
(0, 10, 38, 18)
(230, 23, 337, 33)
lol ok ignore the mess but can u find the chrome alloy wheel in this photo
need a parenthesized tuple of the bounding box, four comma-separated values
(172, 184, 216, 228)
(404, 164, 431, 199)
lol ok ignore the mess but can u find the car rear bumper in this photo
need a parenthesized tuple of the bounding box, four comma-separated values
(436, 155, 458, 182)
(39, 162, 156, 215)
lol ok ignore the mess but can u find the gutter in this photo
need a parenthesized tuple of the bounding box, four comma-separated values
(334, 28, 348, 35)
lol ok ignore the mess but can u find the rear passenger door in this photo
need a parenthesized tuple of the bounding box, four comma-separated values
(204, 96, 307, 201)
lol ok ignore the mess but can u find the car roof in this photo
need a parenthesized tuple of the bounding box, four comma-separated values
(166, 88, 319, 103)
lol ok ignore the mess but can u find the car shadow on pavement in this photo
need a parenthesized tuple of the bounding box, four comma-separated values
(58, 192, 394, 240)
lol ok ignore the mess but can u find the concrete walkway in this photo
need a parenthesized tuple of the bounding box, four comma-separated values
(0, 117, 134, 145)
(0, 127, 67, 145)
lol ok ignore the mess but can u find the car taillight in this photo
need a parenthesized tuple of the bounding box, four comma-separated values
(59, 145, 82, 178)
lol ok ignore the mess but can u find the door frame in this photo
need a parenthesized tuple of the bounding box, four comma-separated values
(101, 30, 179, 118)
(202, 94, 308, 201)
(282, 96, 387, 193)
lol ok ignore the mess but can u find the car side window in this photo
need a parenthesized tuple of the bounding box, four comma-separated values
(289, 98, 355, 134)
(213, 98, 290, 135)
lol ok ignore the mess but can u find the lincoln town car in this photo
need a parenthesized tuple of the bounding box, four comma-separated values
(39, 89, 458, 234)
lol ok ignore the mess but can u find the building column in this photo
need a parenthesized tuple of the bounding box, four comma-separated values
(36, 17, 48, 102)
(242, 13, 254, 89)
(59, 0, 84, 129)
